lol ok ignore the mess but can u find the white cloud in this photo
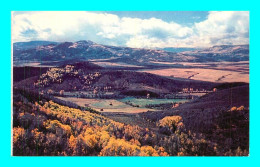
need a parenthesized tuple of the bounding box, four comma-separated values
(12, 11, 120, 42)
(12, 11, 249, 48)
(194, 11, 249, 46)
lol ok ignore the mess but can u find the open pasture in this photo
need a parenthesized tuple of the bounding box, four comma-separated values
(55, 97, 155, 113)
(140, 61, 249, 83)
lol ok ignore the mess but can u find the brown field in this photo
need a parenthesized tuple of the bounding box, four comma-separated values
(141, 68, 248, 83)
(140, 61, 249, 83)
(92, 62, 143, 68)
(55, 97, 155, 113)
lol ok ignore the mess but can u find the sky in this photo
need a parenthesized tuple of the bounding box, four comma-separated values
(12, 11, 249, 48)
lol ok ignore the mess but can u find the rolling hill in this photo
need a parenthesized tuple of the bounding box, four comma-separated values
(13, 40, 249, 66)
(14, 61, 219, 96)
(139, 84, 249, 153)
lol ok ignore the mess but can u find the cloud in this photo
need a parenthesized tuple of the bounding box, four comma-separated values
(12, 11, 249, 48)
(194, 11, 249, 46)
(12, 11, 120, 42)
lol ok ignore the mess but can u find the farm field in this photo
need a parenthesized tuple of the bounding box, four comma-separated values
(91, 61, 143, 68)
(119, 97, 189, 107)
(140, 67, 248, 83)
(55, 97, 155, 113)
(55, 96, 189, 113)
(141, 61, 249, 83)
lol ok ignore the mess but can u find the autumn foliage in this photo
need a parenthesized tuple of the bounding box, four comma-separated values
(13, 93, 168, 156)
(13, 90, 248, 156)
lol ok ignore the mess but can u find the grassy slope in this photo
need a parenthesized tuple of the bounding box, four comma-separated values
(139, 84, 249, 153)
(13, 66, 49, 83)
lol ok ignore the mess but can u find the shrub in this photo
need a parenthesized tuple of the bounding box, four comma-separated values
(159, 116, 184, 133)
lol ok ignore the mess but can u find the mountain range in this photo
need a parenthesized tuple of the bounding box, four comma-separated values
(13, 40, 249, 65)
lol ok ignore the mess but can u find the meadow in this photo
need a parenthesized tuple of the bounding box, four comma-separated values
(55, 97, 188, 113)
(140, 61, 249, 83)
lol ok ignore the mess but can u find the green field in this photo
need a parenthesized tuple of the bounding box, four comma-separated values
(55, 96, 189, 113)
(119, 97, 189, 107)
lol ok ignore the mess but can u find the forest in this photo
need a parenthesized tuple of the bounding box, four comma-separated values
(13, 89, 248, 156)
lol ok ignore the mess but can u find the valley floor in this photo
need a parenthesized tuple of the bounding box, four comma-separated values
(139, 61, 249, 83)
(55, 96, 189, 113)
(12, 60, 249, 156)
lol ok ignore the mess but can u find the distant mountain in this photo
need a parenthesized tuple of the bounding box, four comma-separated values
(13, 41, 59, 50)
(159, 47, 197, 53)
(13, 40, 249, 64)
(180, 45, 249, 62)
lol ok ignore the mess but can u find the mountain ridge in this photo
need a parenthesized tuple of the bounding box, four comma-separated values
(13, 40, 249, 64)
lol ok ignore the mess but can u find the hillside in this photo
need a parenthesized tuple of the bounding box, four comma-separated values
(140, 84, 249, 126)
(14, 61, 218, 96)
(13, 41, 58, 50)
(181, 45, 249, 62)
(13, 66, 49, 83)
(13, 40, 249, 65)
(13, 88, 226, 156)
(139, 84, 249, 154)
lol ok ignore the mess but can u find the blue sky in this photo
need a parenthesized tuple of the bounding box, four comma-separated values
(12, 11, 249, 48)
(96, 11, 209, 26)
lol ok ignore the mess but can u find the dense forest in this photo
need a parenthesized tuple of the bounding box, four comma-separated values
(13, 89, 248, 156)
